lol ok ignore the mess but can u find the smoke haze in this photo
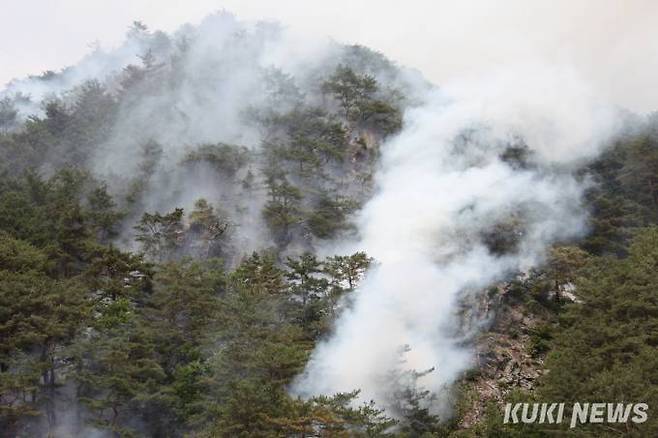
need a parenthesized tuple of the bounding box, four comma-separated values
(0, 4, 653, 426)
(2, 1, 657, 112)
(292, 62, 622, 415)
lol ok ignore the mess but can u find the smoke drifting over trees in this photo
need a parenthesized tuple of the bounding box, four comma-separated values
(292, 61, 622, 411)
(1, 9, 657, 438)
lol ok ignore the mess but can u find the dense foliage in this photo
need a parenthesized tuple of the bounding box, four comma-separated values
(0, 18, 657, 438)
(0, 20, 422, 438)
(476, 117, 658, 438)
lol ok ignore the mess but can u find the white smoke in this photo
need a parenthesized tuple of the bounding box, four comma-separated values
(0, 8, 626, 420)
(292, 62, 620, 415)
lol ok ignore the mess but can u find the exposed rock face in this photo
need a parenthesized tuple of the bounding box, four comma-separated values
(458, 284, 546, 429)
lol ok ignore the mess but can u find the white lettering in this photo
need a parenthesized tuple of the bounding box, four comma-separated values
(589, 403, 606, 423)
(571, 403, 589, 428)
(557, 403, 565, 423)
(607, 403, 633, 423)
(539, 403, 559, 423)
(522, 403, 539, 423)
(504, 403, 523, 424)
(632, 403, 648, 424)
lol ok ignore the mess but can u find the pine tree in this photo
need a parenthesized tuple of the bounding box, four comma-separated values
(322, 65, 378, 120)
(134, 208, 184, 261)
(187, 199, 229, 258)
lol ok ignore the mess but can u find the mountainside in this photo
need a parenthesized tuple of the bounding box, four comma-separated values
(1, 12, 657, 438)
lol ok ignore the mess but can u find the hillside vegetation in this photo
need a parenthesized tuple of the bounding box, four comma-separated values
(1, 16, 657, 438)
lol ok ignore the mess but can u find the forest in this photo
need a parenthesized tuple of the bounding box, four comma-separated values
(1, 14, 657, 438)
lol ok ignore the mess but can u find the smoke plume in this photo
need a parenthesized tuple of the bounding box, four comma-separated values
(1, 9, 628, 421)
(1, 12, 422, 260)
(292, 62, 620, 415)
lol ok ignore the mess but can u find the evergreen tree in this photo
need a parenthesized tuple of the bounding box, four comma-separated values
(322, 65, 378, 120)
(134, 208, 185, 261)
